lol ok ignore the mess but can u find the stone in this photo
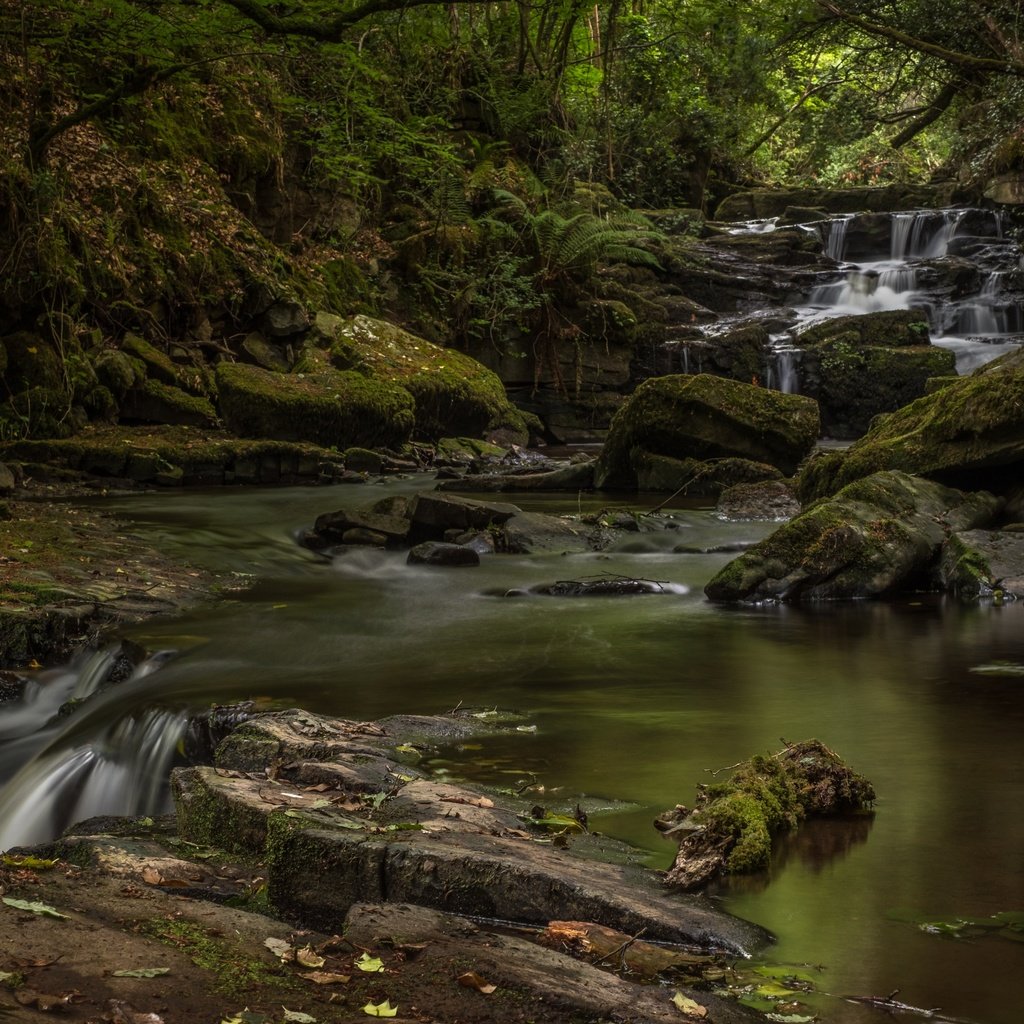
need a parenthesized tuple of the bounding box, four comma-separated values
(939, 529, 1024, 599)
(312, 508, 411, 545)
(216, 362, 415, 450)
(0, 462, 15, 496)
(706, 470, 1000, 602)
(407, 541, 481, 567)
(633, 452, 782, 496)
(717, 480, 800, 521)
(239, 331, 290, 372)
(260, 299, 309, 337)
(595, 374, 819, 489)
(409, 492, 519, 534)
(798, 366, 1024, 502)
(306, 314, 528, 442)
(120, 380, 219, 428)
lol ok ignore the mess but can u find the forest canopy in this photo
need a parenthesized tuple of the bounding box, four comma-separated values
(4, 0, 1024, 200)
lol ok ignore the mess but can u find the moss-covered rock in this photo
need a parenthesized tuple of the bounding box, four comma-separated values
(121, 380, 219, 428)
(797, 366, 1024, 502)
(706, 470, 1000, 602)
(661, 740, 874, 889)
(1, 332, 64, 392)
(938, 529, 1024, 599)
(594, 374, 819, 490)
(121, 333, 181, 387)
(633, 452, 782, 496)
(216, 361, 415, 450)
(91, 349, 146, 397)
(796, 310, 931, 349)
(308, 314, 527, 443)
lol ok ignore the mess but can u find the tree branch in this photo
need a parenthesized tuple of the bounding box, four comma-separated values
(221, 0, 480, 42)
(816, 1, 1024, 77)
(889, 80, 960, 148)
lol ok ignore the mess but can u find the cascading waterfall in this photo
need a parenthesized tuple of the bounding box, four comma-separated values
(823, 214, 853, 262)
(0, 647, 187, 851)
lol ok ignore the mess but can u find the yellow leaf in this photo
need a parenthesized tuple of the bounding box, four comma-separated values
(355, 953, 384, 973)
(361, 1000, 398, 1017)
(457, 971, 497, 994)
(672, 992, 708, 1018)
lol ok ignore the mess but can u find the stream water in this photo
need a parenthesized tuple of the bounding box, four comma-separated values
(2, 481, 1024, 1023)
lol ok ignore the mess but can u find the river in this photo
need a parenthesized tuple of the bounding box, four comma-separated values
(3, 478, 1023, 1023)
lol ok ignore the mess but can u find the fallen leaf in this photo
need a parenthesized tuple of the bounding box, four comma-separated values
(2, 897, 68, 918)
(300, 971, 351, 985)
(282, 1010, 317, 1023)
(457, 971, 497, 994)
(361, 1000, 398, 1017)
(141, 867, 163, 885)
(264, 937, 294, 961)
(441, 795, 495, 808)
(112, 968, 171, 978)
(672, 992, 708, 1017)
(15, 988, 80, 1011)
(355, 952, 384, 973)
(296, 946, 325, 968)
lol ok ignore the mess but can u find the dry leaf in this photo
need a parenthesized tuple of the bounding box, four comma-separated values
(296, 946, 326, 968)
(264, 937, 294, 962)
(300, 971, 351, 985)
(457, 971, 497, 994)
(441, 795, 495, 808)
(141, 867, 162, 885)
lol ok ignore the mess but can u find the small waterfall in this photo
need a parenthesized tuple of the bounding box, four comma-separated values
(0, 645, 188, 851)
(823, 216, 852, 262)
(766, 337, 801, 394)
(728, 217, 779, 235)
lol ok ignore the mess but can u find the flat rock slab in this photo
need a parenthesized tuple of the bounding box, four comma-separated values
(343, 902, 762, 1024)
(941, 528, 1024, 597)
(266, 822, 770, 956)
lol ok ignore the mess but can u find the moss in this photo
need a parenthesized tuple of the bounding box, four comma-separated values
(121, 379, 219, 428)
(595, 373, 819, 489)
(216, 361, 415, 450)
(142, 918, 291, 998)
(796, 366, 1024, 501)
(1, 333, 64, 392)
(687, 740, 874, 877)
(311, 314, 527, 442)
(121, 333, 180, 386)
(318, 257, 375, 315)
(91, 349, 146, 397)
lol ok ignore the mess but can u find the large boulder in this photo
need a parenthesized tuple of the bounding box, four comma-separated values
(216, 361, 415, 450)
(705, 470, 1000, 602)
(714, 184, 959, 221)
(595, 374, 819, 490)
(798, 366, 1024, 502)
(307, 314, 528, 443)
(795, 311, 954, 438)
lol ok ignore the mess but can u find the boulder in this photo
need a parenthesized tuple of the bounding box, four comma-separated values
(705, 470, 1000, 602)
(407, 541, 481, 567)
(714, 184, 959, 221)
(595, 374, 819, 490)
(716, 480, 800, 521)
(120, 380, 218, 428)
(633, 452, 782, 496)
(939, 529, 1024, 599)
(798, 366, 1024, 502)
(307, 314, 528, 442)
(216, 361, 415, 450)
(436, 460, 596, 493)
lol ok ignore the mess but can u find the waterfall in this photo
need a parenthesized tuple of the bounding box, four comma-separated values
(766, 337, 800, 394)
(0, 646, 188, 851)
(824, 216, 852, 262)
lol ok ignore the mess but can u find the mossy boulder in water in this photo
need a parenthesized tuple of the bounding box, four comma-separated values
(706, 470, 1000, 602)
(794, 311, 953, 438)
(594, 374, 819, 490)
(798, 366, 1024, 502)
(216, 362, 415, 450)
(308, 314, 528, 443)
(660, 740, 875, 889)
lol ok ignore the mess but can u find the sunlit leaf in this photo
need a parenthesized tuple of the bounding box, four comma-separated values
(282, 1010, 317, 1023)
(1, 855, 59, 870)
(672, 991, 708, 1017)
(112, 967, 170, 978)
(361, 1000, 398, 1017)
(355, 953, 384, 973)
(2, 897, 68, 918)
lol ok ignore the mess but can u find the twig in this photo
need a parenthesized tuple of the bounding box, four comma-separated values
(591, 927, 647, 968)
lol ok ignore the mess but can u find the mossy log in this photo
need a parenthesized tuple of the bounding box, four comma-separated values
(660, 740, 875, 890)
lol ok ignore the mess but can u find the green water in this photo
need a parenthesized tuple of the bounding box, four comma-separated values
(95, 481, 1024, 1023)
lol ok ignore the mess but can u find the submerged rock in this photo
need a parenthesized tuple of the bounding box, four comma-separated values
(716, 479, 800, 521)
(939, 528, 1024, 599)
(595, 374, 818, 490)
(706, 470, 1000, 602)
(407, 540, 481, 567)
